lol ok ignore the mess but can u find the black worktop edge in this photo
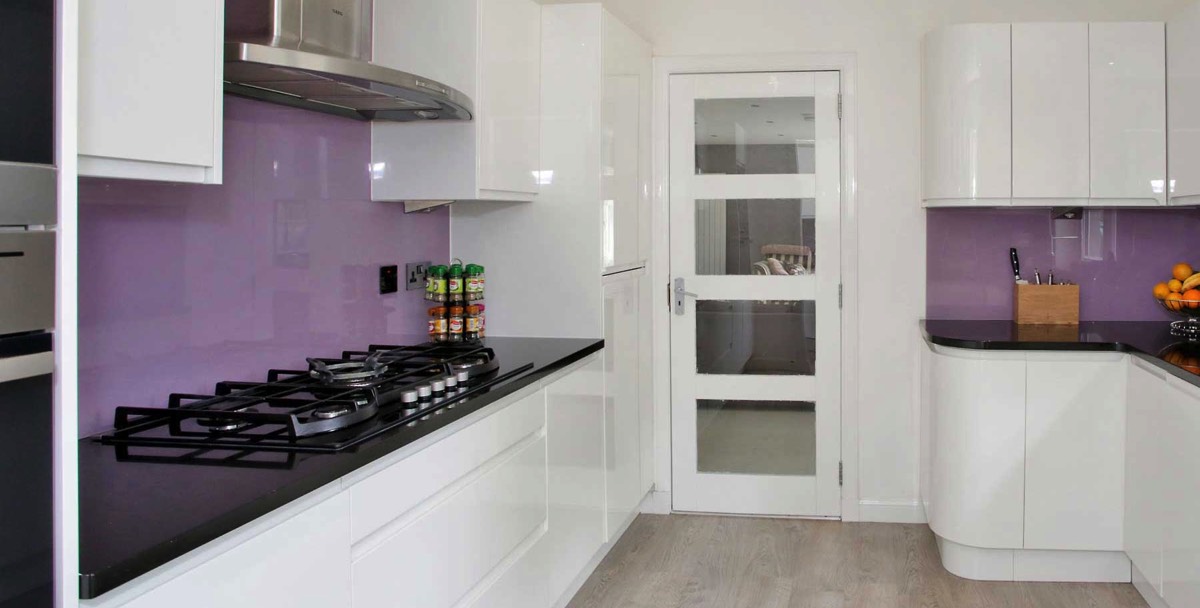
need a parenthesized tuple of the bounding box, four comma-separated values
(78, 338, 604, 599)
(919, 320, 1200, 390)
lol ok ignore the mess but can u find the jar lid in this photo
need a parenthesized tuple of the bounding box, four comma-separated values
(428, 306, 447, 315)
(449, 306, 465, 314)
(467, 305, 482, 314)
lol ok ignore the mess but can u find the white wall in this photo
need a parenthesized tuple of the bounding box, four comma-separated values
(544, 0, 1185, 517)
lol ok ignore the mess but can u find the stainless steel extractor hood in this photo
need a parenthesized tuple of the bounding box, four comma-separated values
(224, 0, 473, 122)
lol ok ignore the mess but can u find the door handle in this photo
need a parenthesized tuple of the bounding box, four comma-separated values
(674, 277, 698, 316)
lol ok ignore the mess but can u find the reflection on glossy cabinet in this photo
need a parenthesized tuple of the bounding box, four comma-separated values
(1161, 377, 1200, 608)
(1090, 23, 1166, 205)
(541, 354, 606, 604)
(79, 0, 224, 184)
(1169, 2, 1200, 206)
(111, 494, 351, 608)
(922, 23, 1012, 205)
(604, 273, 643, 539)
(601, 13, 652, 271)
(1023, 353, 1126, 551)
(1126, 359, 1167, 594)
(370, 0, 541, 202)
(1012, 23, 1090, 203)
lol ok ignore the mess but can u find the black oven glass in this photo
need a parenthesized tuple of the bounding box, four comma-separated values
(0, 0, 55, 166)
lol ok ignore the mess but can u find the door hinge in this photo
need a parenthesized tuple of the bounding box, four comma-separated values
(838, 461, 843, 486)
(838, 283, 843, 309)
(837, 94, 843, 120)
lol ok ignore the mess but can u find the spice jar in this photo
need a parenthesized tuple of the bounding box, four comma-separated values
(476, 303, 486, 337)
(465, 264, 483, 301)
(465, 305, 483, 341)
(447, 263, 464, 304)
(427, 266, 448, 302)
(427, 306, 448, 342)
(448, 305, 465, 343)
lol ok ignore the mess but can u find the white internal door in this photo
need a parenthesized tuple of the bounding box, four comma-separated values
(669, 71, 841, 516)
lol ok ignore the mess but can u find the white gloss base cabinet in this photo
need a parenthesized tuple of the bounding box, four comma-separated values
(370, 0, 541, 203)
(920, 342, 1130, 582)
(82, 352, 646, 608)
(1126, 358, 1200, 608)
(923, 21, 1165, 207)
(78, 0, 224, 184)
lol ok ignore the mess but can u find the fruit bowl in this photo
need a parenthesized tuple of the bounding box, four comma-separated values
(1157, 297, 1200, 341)
(1159, 341, 1200, 375)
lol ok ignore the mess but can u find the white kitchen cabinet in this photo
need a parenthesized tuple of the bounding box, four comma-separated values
(85, 493, 352, 608)
(1011, 23, 1091, 203)
(1127, 358, 1168, 596)
(1169, 2, 1200, 206)
(540, 353, 607, 605)
(603, 272, 643, 539)
(1023, 353, 1126, 551)
(601, 12, 653, 271)
(1090, 23, 1167, 205)
(921, 24, 1012, 205)
(79, 0, 224, 184)
(371, 0, 541, 203)
(1161, 376, 1200, 608)
(927, 346, 1027, 551)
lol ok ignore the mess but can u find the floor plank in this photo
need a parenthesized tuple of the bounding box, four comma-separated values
(566, 515, 1147, 608)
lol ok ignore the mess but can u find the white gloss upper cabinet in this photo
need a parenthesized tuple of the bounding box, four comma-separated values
(371, 0, 541, 203)
(1090, 22, 1167, 205)
(1169, 2, 1200, 206)
(79, 0, 224, 184)
(922, 24, 1012, 205)
(1011, 23, 1091, 203)
(601, 13, 652, 270)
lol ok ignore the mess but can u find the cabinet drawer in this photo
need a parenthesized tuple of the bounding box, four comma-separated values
(351, 434, 548, 608)
(347, 389, 545, 543)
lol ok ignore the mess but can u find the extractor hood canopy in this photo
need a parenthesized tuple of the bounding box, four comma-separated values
(224, 0, 474, 122)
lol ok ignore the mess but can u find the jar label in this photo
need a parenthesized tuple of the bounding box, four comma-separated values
(448, 278, 463, 293)
(466, 317, 482, 332)
(429, 319, 448, 333)
(449, 318, 464, 333)
(466, 278, 482, 292)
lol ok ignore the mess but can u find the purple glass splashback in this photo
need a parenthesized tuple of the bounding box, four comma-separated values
(78, 97, 449, 438)
(927, 207, 1200, 321)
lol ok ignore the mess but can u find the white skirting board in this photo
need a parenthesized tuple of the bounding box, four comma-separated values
(934, 535, 1132, 583)
(1132, 563, 1170, 608)
(857, 500, 927, 524)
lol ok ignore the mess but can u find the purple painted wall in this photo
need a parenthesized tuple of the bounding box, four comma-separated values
(78, 97, 449, 437)
(927, 207, 1200, 321)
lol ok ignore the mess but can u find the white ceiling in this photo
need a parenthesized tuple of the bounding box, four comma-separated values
(695, 97, 816, 145)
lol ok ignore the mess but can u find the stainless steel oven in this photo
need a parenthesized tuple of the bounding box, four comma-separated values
(0, 0, 56, 606)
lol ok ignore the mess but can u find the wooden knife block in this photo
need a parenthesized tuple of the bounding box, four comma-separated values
(1014, 284, 1080, 325)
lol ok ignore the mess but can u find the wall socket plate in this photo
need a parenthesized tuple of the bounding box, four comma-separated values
(406, 261, 432, 291)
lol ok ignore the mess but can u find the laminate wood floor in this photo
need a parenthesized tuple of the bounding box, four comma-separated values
(566, 515, 1147, 608)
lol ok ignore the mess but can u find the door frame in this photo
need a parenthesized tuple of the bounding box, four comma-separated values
(650, 53, 862, 520)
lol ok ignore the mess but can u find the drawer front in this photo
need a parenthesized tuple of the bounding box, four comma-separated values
(352, 434, 548, 608)
(348, 389, 545, 543)
(0, 232, 54, 335)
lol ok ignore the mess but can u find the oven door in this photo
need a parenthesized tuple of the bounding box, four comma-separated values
(0, 0, 57, 223)
(0, 336, 53, 608)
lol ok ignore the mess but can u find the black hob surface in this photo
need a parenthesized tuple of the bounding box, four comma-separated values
(79, 337, 602, 600)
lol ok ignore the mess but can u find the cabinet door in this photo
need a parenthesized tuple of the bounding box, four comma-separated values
(1090, 22, 1166, 205)
(922, 24, 1012, 204)
(541, 354, 606, 605)
(1169, 3, 1200, 205)
(79, 0, 223, 184)
(1162, 377, 1200, 606)
(1012, 23, 1090, 202)
(117, 494, 352, 608)
(1126, 360, 1166, 594)
(478, 0, 542, 197)
(604, 277, 642, 538)
(928, 347, 1026, 549)
(1024, 354, 1126, 551)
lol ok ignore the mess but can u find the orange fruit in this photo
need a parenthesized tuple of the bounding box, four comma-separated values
(1154, 282, 1172, 300)
(1175, 263, 1195, 282)
(1184, 289, 1200, 309)
(1167, 292, 1185, 311)
(1170, 279, 1184, 293)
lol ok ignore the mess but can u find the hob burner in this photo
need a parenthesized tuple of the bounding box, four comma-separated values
(197, 407, 259, 433)
(308, 352, 389, 387)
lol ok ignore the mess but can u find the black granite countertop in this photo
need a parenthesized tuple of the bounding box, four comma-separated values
(921, 319, 1200, 388)
(78, 337, 603, 600)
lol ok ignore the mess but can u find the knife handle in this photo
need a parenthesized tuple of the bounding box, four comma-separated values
(1010, 248, 1020, 280)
